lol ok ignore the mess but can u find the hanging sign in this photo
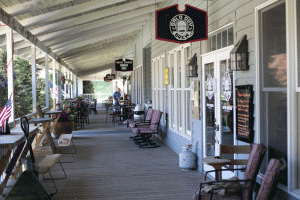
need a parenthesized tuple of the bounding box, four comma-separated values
(115, 59, 133, 71)
(156, 4, 208, 44)
(104, 74, 115, 82)
(236, 85, 254, 143)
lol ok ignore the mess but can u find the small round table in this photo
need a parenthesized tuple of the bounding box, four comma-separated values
(202, 156, 231, 180)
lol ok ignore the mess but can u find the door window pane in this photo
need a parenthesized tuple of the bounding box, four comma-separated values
(220, 60, 234, 161)
(205, 63, 215, 156)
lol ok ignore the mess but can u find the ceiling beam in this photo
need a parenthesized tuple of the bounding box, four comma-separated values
(3, 0, 72, 16)
(63, 44, 129, 64)
(60, 36, 136, 60)
(51, 20, 146, 50)
(44, 15, 149, 47)
(53, 27, 142, 55)
(0, 7, 79, 76)
(20, 0, 128, 28)
(31, 0, 163, 36)
(80, 63, 115, 77)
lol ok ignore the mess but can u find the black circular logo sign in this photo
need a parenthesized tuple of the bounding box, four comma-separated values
(169, 14, 194, 41)
(156, 4, 207, 44)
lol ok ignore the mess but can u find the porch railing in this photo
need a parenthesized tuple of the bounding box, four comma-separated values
(82, 93, 111, 102)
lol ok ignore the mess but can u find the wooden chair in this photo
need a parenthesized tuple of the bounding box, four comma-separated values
(195, 158, 286, 200)
(36, 105, 77, 163)
(194, 144, 266, 200)
(19, 116, 66, 197)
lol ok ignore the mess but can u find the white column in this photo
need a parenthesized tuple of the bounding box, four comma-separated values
(75, 75, 78, 97)
(6, 29, 14, 122)
(78, 78, 83, 95)
(63, 67, 66, 99)
(52, 59, 56, 109)
(31, 45, 37, 110)
(58, 64, 62, 101)
(45, 54, 49, 108)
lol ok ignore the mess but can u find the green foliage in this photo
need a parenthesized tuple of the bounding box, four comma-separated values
(0, 51, 7, 107)
(0, 51, 49, 118)
(83, 81, 94, 94)
(92, 81, 111, 93)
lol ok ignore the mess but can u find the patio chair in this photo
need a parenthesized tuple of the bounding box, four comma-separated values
(19, 116, 66, 197)
(195, 158, 286, 200)
(128, 108, 154, 128)
(36, 105, 77, 163)
(193, 143, 266, 200)
(131, 110, 162, 148)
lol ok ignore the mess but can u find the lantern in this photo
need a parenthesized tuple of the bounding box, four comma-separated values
(230, 35, 249, 71)
(186, 53, 198, 77)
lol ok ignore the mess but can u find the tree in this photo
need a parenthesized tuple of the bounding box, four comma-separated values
(83, 81, 94, 94)
(0, 51, 8, 108)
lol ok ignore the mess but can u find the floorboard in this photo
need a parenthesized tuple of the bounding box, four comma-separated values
(3, 108, 205, 200)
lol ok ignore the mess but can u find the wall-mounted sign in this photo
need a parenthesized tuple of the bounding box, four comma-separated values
(236, 85, 254, 143)
(115, 59, 133, 71)
(104, 74, 115, 82)
(156, 4, 208, 44)
(164, 67, 169, 85)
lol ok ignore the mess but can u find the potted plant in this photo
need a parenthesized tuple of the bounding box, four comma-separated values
(53, 100, 77, 138)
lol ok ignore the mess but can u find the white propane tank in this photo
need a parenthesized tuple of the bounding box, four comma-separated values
(179, 144, 196, 171)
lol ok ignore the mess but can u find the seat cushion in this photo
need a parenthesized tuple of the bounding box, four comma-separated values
(193, 187, 242, 200)
(132, 127, 154, 134)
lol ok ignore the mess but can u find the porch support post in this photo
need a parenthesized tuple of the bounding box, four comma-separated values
(31, 45, 37, 111)
(52, 59, 56, 110)
(58, 64, 62, 101)
(6, 28, 14, 122)
(45, 54, 49, 108)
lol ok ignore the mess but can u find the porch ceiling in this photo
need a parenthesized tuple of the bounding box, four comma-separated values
(0, 0, 166, 77)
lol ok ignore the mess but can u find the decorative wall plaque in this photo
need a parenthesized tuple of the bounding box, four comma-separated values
(156, 4, 208, 44)
(236, 85, 254, 143)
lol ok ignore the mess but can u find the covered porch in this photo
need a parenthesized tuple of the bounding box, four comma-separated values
(1, 110, 203, 199)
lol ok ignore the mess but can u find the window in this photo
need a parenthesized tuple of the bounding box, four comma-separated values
(258, 1, 287, 186)
(166, 43, 192, 138)
(209, 26, 234, 52)
(151, 55, 166, 125)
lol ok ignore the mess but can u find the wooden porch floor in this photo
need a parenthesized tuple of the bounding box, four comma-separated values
(5, 109, 204, 199)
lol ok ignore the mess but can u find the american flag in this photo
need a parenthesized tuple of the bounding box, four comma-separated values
(0, 95, 12, 132)
(49, 81, 58, 100)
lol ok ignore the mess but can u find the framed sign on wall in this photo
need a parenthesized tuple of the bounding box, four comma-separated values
(236, 85, 254, 143)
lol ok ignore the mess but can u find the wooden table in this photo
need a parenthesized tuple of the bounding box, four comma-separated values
(202, 156, 231, 180)
(0, 125, 39, 194)
(29, 118, 53, 153)
(35, 109, 62, 154)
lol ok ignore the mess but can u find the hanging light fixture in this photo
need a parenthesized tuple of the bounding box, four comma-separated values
(186, 53, 198, 77)
(230, 35, 249, 71)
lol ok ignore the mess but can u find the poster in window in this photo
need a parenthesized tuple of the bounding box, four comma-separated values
(236, 85, 254, 143)
(192, 80, 200, 120)
(164, 67, 169, 85)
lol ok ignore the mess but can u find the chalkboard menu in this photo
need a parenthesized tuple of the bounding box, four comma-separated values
(236, 85, 254, 143)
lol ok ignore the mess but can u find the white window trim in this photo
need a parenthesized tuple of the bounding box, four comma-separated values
(255, 0, 298, 194)
(166, 43, 191, 139)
